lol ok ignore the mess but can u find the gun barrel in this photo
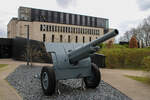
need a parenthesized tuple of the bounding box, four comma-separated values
(68, 29, 119, 64)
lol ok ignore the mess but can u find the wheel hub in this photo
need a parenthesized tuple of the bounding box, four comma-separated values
(42, 72, 49, 90)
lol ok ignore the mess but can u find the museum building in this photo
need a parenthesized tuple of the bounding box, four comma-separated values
(7, 7, 114, 43)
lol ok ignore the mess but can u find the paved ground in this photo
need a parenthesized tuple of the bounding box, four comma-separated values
(0, 59, 150, 100)
(0, 59, 51, 100)
(101, 69, 150, 100)
(7, 65, 131, 100)
(0, 59, 24, 100)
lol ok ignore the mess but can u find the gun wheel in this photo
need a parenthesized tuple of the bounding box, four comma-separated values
(84, 63, 101, 89)
(41, 66, 56, 96)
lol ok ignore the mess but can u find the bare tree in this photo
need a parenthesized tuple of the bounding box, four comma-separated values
(119, 30, 134, 42)
(120, 16, 150, 47)
(22, 44, 50, 66)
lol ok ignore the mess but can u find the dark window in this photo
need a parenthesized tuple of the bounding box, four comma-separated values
(69, 14, 72, 24)
(63, 27, 65, 32)
(85, 16, 87, 26)
(40, 24, 43, 31)
(60, 26, 63, 32)
(95, 18, 97, 27)
(66, 27, 67, 33)
(46, 25, 49, 31)
(68, 35, 70, 43)
(57, 12, 61, 23)
(75, 36, 78, 43)
(49, 26, 51, 31)
(52, 35, 54, 42)
(63, 13, 66, 24)
(89, 37, 91, 42)
(52, 25, 54, 32)
(90, 17, 92, 26)
(96, 37, 98, 39)
(83, 36, 85, 43)
(75, 15, 77, 25)
(60, 35, 63, 42)
(80, 15, 82, 25)
(33, 9, 40, 21)
(68, 27, 70, 33)
(58, 26, 60, 32)
(43, 34, 46, 42)
(83, 28, 85, 34)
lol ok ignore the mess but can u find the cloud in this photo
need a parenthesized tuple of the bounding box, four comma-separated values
(0, 28, 6, 38)
(56, 0, 76, 8)
(136, 0, 150, 11)
(0, 19, 7, 38)
(113, 19, 142, 43)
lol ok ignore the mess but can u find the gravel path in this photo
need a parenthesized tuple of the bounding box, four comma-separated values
(6, 65, 132, 100)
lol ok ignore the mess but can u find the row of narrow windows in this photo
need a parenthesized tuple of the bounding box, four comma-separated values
(40, 24, 100, 35)
(43, 34, 96, 43)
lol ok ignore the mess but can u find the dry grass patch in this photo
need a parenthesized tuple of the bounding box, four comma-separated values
(0, 64, 8, 69)
(125, 75, 150, 85)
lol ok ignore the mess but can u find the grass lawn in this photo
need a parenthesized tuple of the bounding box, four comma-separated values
(0, 64, 8, 69)
(125, 75, 150, 85)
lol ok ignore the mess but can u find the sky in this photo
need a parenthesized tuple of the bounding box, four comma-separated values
(0, 0, 150, 41)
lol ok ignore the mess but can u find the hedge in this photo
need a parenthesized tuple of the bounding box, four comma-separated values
(142, 56, 150, 71)
(99, 48, 150, 70)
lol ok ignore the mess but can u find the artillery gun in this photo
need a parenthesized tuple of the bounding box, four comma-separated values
(41, 29, 119, 95)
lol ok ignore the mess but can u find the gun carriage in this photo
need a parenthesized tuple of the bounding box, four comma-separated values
(41, 29, 119, 95)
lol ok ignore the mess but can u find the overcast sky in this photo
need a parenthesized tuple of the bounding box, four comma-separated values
(0, 0, 150, 41)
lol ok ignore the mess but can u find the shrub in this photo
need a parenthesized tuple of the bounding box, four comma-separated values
(99, 43, 107, 48)
(99, 44, 128, 49)
(129, 36, 138, 48)
(99, 48, 150, 69)
(106, 40, 113, 48)
(142, 56, 150, 71)
(112, 44, 127, 48)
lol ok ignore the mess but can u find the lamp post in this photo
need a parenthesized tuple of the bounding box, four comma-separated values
(25, 25, 30, 66)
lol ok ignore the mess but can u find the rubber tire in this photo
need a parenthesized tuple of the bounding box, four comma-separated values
(41, 66, 56, 96)
(84, 63, 101, 89)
